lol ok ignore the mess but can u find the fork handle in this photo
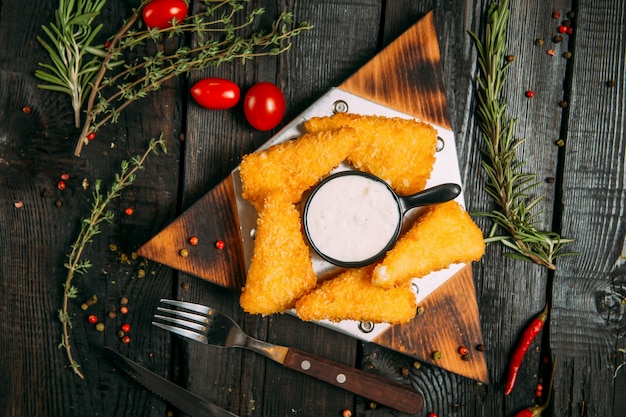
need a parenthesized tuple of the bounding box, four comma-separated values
(283, 348, 423, 414)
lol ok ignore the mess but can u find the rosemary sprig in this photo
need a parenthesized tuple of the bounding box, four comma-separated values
(59, 137, 167, 378)
(71, 0, 313, 156)
(468, 0, 574, 269)
(35, 0, 108, 128)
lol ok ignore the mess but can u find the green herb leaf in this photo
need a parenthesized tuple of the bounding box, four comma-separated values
(469, 0, 575, 269)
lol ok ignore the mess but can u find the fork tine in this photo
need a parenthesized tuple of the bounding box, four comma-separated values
(152, 320, 209, 344)
(159, 299, 212, 315)
(154, 313, 207, 333)
(156, 307, 209, 324)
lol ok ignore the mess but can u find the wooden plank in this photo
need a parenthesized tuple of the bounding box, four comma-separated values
(376, 1, 575, 416)
(0, 1, 183, 416)
(552, 1, 626, 416)
(176, 2, 383, 416)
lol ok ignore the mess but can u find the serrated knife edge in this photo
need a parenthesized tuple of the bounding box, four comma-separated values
(105, 347, 238, 417)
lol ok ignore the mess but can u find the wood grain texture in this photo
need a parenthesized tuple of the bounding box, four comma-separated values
(551, 0, 626, 415)
(137, 177, 246, 290)
(340, 11, 451, 130)
(2, 0, 625, 416)
(374, 265, 488, 383)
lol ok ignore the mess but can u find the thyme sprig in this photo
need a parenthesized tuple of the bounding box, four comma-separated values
(35, 0, 108, 128)
(71, 0, 313, 156)
(59, 137, 167, 378)
(469, 0, 574, 269)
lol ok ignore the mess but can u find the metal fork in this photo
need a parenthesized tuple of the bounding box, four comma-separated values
(153, 299, 423, 415)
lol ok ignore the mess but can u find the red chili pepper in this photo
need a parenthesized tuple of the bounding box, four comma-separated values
(504, 304, 548, 395)
(513, 360, 557, 417)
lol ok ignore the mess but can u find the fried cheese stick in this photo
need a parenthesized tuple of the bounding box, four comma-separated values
(240, 193, 317, 315)
(295, 265, 417, 325)
(372, 201, 485, 289)
(303, 113, 437, 195)
(239, 127, 359, 209)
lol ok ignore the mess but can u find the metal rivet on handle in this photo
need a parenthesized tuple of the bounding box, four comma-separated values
(333, 100, 349, 114)
(300, 360, 311, 371)
(336, 373, 347, 384)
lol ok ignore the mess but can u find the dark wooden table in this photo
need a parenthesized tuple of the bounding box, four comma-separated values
(1, 1, 625, 416)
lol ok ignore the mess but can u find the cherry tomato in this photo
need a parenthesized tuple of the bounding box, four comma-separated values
(142, 0, 188, 29)
(243, 82, 286, 131)
(190, 78, 240, 110)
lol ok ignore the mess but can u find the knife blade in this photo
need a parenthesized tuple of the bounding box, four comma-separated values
(105, 347, 238, 417)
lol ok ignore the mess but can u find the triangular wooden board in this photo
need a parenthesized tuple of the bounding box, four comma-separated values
(138, 11, 488, 383)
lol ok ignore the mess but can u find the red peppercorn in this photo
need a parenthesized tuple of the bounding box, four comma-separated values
(121, 323, 131, 333)
(557, 25, 567, 33)
(88, 314, 98, 324)
(60, 173, 70, 181)
(124, 207, 134, 216)
(552, 11, 560, 19)
(215, 240, 225, 250)
(566, 27, 574, 35)
(105, 40, 112, 49)
(57, 181, 66, 190)
(525, 91, 535, 98)
(87, 132, 96, 140)
(22, 106, 31, 114)
(122, 335, 131, 344)
(189, 236, 199, 245)
(120, 305, 129, 315)
(427, 413, 438, 417)
(459, 346, 469, 356)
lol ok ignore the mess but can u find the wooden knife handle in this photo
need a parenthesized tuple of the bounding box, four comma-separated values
(283, 348, 424, 414)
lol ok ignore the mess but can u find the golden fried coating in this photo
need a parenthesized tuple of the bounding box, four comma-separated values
(303, 113, 437, 195)
(239, 127, 359, 209)
(240, 193, 317, 315)
(372, 201, 485, 289)
(295, 265, 417, 325)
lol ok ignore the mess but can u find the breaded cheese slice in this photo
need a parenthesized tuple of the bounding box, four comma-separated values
(240, 193, 316, 315)
(303, 113, 437, 195)
(295, 265, 417, 325)
(239, 127, 359, 209)
(372, 201, 485, 289)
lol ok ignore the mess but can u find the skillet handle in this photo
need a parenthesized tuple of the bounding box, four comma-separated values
(399, 182, 461, 213)
(283, 347, 424, 414)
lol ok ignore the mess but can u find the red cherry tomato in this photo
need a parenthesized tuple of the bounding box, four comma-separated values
(142, 0, 188, 29)
(190, 78, 240, 110)
(243, 82, 286, 131)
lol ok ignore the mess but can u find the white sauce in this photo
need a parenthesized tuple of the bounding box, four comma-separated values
(305, 174, 401, 263)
